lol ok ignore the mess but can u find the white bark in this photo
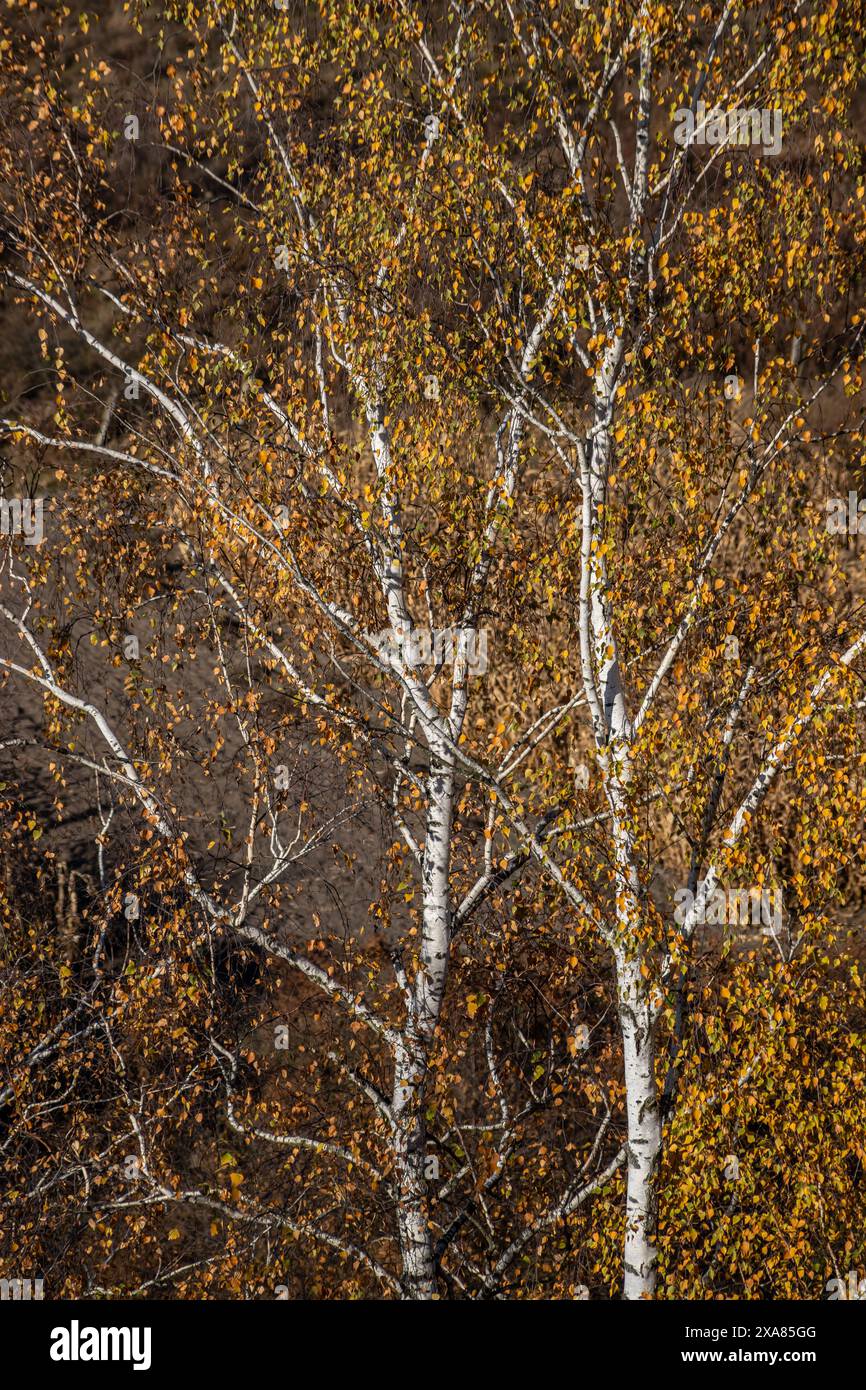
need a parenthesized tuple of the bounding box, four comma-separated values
(392, 1032, 438, 1300)
(617, 950, 662, 1300)
(390, 756, 454, 1298)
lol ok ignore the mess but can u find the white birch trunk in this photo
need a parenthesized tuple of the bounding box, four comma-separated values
(391, 755, 454, 1298)
(392, 1033, 438, 1300)
(616, 949, 662, 1299)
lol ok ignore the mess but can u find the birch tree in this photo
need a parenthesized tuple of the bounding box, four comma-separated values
(1, 0, 865, 1300)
